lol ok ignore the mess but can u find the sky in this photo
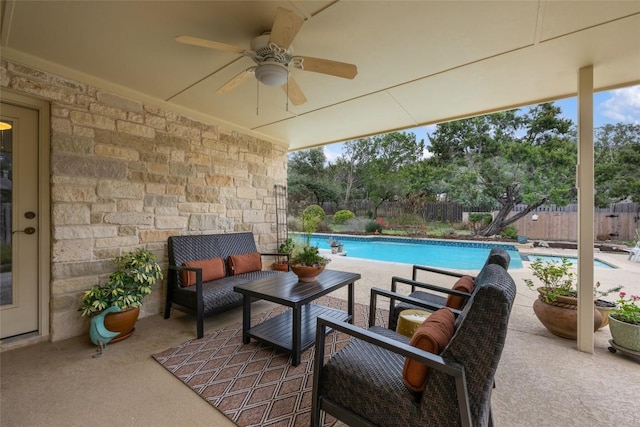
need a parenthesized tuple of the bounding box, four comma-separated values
(323, 84, 640, 162)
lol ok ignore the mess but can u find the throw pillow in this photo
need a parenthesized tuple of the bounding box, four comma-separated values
(228, 252, 262, 275)
(181, 257, 226, 287)
(445, 275, 474, 309)
(402, 307, 456, 392)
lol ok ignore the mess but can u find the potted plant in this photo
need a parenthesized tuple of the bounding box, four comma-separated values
(594, 281, 623, 329)
(289, 244, 331, 282)
(524, 257, 602, 339)
(79, 248, 163, 343)
(273, 238, 295, 271)
(608, 291, 640, 352)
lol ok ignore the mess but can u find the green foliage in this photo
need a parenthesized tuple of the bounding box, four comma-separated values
(287, 148, 340, 206)
(524, 258, 576, 303)
(278, 238, 296, 254)
(300, 205, 326, 241)
(333, 209, 355, 224)
(365, 220, 383, 233)
(594, 123, 640, 205)
(426, 103, 577, 236)
(500, 224, 518, 240)
(289, 245, 330, 267)
(79, 248, 163, 317)
(468, 213, 492, 224)
(611, 292, 640, 325)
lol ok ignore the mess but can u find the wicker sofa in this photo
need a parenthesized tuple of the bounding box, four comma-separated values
(164, 232, 286, 338)
(311, 259, 517, 427)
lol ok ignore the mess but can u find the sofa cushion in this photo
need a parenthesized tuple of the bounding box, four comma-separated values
(181, 257, 226, 286)
(445, 275, 474, 309)
(402, 307, 456, 392)
(228, 252, 262, 275)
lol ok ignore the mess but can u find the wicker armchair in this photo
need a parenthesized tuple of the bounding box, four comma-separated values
(311, 262, 516, 427)
(388, 247, 511, 330)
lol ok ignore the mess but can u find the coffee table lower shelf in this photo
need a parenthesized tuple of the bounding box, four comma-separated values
(247, 303, 350, 355)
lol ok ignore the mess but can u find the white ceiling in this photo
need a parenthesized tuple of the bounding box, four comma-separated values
(1, 1, 639, 150)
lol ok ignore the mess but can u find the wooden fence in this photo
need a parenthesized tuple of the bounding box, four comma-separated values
(506, 203, 639, 242)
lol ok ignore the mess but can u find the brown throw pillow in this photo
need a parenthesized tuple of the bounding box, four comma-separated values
(228, 252, 262, 275)
(402, 307, 456, 392)
(181, 257, 226, 286)
(445, 275, 474, 309)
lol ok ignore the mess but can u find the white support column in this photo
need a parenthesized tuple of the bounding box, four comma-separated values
(576, 65, 595, 353)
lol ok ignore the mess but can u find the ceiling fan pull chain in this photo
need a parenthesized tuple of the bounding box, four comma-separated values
(286, 73, 289, 112)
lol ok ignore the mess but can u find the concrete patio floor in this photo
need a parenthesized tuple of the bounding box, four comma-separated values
(1, 245, 639, 426)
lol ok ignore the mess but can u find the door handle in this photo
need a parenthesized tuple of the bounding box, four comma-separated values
(12, 227, 36, 235)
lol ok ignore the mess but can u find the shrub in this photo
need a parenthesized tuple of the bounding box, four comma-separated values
(333, 210, 355, 224)
(366, 220, 383, 233)
(500, 224, 518, 240)
(302, 205, 326, 221)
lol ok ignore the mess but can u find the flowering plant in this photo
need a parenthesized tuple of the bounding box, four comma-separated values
(611, 292, 640, 325)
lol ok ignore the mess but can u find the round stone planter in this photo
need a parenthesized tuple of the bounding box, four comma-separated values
(608, 315, 640, 352)
(533, 290, 601, 339)
(595, 299, 616, 329)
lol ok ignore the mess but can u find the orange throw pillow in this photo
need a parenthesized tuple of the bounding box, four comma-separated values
(181, 257, 226, 286)
(445, 275, 474, 310)
(228, 252, 262, 275)
(402, 307, 456, 392)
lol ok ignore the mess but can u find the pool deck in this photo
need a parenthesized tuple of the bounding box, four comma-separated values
(1, 243, 639, 426)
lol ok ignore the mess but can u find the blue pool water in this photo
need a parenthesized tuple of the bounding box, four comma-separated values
(522, 254, 615, 269)
(300, 234, 523, 270)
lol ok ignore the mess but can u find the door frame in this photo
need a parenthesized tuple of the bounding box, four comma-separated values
(1, 90, 51, 342)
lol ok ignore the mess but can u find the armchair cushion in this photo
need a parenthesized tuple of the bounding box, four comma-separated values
(445, 275, 474, 309)
(228, 252, 262, 275)
(181, 257, 226, 286)
(402, 308, 456, 392)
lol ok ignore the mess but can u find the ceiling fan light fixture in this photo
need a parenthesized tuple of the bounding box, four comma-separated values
(255, 62, 288, 86)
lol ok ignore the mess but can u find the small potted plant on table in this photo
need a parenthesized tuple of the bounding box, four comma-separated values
(273, 238, 295, 271)
(79, 248, 162, 343)
(289, 245, 331, 283)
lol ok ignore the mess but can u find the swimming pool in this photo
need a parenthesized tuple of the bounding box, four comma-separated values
(300, 234, 523, 270)
(522, 254, 615, 269)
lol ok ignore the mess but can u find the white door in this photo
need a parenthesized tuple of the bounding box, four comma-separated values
(0, 102, 39, 339)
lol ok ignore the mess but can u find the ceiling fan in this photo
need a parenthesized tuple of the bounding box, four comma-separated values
(176, 7, 358, 106)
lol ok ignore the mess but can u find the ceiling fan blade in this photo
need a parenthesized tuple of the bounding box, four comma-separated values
(269, 7, 304, 49)
(217, 69, 254, 94)
(175, 35, 245, 54)
(297, 56, 358, 79)
(281, 76, 307, 106)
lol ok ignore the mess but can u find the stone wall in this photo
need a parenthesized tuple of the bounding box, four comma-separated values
(1, 59, 288, 341)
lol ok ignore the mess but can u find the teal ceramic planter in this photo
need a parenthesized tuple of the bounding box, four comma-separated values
(608, 315, 640, 352)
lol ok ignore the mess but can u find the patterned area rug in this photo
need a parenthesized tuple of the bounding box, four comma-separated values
(152, 296, 388, 427)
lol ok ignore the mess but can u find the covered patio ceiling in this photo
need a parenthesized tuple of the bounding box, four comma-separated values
(1, 1, 639, 150)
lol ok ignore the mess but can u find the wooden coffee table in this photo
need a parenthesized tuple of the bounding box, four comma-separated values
(233, 269, 360, 366)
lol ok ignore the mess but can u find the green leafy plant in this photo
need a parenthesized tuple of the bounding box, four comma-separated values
(300, 205, 326, 244)
(365, 220, 383, 233)
(333, 210, 355, 224)
(289, 245, 330, 268)
(278, 238, 296, 254)
(79, 248, 163, 317)
(524, 257, 576, 303)
(611, 292, 640, 325)
(500, 224, 518, 240)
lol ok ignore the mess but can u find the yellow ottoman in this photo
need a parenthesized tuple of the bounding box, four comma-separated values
(396, 309, 432, 338)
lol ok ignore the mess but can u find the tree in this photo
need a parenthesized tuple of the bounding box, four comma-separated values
(428, 103, 576, 236)
(594, 123, 640, 205)
(287, 148, 340, 207)
(342, 132, 425, 217)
